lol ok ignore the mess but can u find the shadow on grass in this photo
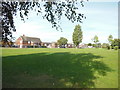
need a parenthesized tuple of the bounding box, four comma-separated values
(3, 52, 112, 88)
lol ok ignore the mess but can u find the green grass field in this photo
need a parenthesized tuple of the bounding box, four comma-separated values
(2, 48, 118, 88)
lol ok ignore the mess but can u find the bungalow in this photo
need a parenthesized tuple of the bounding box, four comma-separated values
(79, 44, 88, 48)
(41, 42, 51, 47)
(15, 35, 41, 48)
(50, 42, 57, 48)
(41, 42, 57, 48)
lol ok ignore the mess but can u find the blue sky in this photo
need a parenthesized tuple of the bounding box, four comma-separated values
(13, 1, 118, 44)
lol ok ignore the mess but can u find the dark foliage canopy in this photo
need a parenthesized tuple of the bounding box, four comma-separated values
(92, 35, 99, 44)
(1, 0, 87, 42)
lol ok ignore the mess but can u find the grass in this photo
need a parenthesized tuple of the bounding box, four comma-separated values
(2, 48, 118, 88)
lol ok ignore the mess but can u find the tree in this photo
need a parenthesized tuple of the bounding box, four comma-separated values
(1, 0, 87, 43)
(102, 43, 109, 48)
(97, 43, 101, 48)
(72, 24, 83, 48)
(88, 43, 92, 46)
(108, 35, 113, 45)
(92, 35, 99, 46)
(57, 37, 68, 48)
(0, 40, 13, 47)
(111, 39, 120, 49)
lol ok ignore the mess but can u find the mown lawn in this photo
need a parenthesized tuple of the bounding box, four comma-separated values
(2, 48, 118, 88)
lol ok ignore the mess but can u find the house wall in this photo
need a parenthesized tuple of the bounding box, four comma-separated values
(15, 37, 23, 48)
(15, 37, 22, 45)
(51, 43, 57, 48)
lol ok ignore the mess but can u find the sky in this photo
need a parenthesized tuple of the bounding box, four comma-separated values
(13, 0, 118, 44)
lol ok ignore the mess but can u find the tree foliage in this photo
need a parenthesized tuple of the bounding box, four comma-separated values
(108, 35, 113, 44)
(57, 37, 68, 47)
(97, 43, 101, 48)
(72, 24, 83, 47)
(88, 43, 92, 46)
(0, 40, 13, 47)
(102, 43, 109, 48)
(111, 39, 120, 48)
(1, 0, 87, 42)
(92, 35, 99, 44)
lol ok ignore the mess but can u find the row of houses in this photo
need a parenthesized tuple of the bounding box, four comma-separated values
(15, 35, 88, 48)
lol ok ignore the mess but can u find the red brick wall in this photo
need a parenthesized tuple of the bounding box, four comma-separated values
(15, 37, 22, 45)
(15, 37, 41, 47)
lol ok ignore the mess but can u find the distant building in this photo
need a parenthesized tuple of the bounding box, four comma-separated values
(88, 46, 93, 48)
(51, 42, 58, 48)
(15, 35, 89, 49)
(41, 42, 57, 48)
(66, 43, 74, 48)
(15, 35, 41, 48)
(41, 42, 51, 48)
(79, 44, 88, 48)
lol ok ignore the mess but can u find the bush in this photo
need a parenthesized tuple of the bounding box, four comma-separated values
(107, 46, 110, 50)
(102, 43, 109, 49)
(110, 46, 113, 49)
(88, 43, 92, 46)
(27, 46, 33, 48)
(35, 46, 39, 48)
(114, 46, 118, 50)
(92, 44, 97, 47)
(41, 46, 47, 48)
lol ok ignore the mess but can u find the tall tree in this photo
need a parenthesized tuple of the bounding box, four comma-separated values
(1, 0, 87, 43)
(72, 24, 83, 48)
(57, 37, 68, 48)
(92, 35, 99, 45)
(108, 35, 113, 45)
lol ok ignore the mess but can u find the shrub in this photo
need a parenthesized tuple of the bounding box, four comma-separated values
(114, 46, 118, 50)
(107, 46, 110, 50)
(27, 46, 33, 48)
(88, 43, 92, 46)
(92, 44, 97, 47)
(102, 43, 109, 49)
(35, 46, 39, 48)
(41, 46, 47, 48)
(110, 46, 113, 49)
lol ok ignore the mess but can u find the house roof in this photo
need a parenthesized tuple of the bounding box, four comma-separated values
(21, 36, 41, 43)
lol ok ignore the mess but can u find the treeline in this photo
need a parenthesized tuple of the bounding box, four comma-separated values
(1, 24, 119, 50)
(87, 39, 120, 50)
(57, 24, 119, 50)
(88, 35, 120, 50)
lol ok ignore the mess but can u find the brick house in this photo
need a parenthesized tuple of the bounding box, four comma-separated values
(15, 35, 41, 48)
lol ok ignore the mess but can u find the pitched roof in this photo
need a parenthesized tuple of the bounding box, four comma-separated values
(21, 36, 41, 43)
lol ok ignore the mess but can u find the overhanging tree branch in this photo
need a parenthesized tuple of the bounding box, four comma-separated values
(1, 0, 88, 43)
